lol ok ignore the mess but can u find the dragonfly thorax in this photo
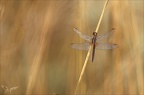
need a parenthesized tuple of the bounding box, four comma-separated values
(93, 32, 97, 36)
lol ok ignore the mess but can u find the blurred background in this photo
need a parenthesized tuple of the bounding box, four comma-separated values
(0, 0, 143, 95)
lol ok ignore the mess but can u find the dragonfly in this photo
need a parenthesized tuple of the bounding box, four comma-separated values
(70, 28, 118, 62)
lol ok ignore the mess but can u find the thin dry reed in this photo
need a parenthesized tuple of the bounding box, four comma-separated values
(74, 0, 109, 94)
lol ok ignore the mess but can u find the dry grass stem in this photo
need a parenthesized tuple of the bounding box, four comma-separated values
(74, 0, 109, 94)
(95, 0, 109, 33)
(74, 45, 92, 94)
(26, 5, 53, 94)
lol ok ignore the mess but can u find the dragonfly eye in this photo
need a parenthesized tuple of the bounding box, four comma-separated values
(93, 32, 97, 36)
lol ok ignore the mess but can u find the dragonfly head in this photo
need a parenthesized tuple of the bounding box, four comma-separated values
(93, 32, 97, 36)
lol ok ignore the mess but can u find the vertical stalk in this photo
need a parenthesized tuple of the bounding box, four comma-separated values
(74, 0, 109, 94)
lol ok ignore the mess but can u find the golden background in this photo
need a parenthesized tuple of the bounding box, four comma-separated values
(0, 0, 143, 95)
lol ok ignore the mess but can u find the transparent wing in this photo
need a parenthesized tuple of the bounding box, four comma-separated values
(96, 28, 115, 42)
(96, 43, 118, 50)
(74, 28, 91, 42)
(70, 43, 90, 50)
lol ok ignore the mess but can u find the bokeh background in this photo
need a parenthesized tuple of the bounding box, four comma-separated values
(0, 0, 143, 95)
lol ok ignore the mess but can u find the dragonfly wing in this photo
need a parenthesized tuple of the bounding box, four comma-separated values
(96, 43, 118, 50)
(74, 28, 91, 41)
(70, 43, 90, 50)
(96, 28, 115, 42)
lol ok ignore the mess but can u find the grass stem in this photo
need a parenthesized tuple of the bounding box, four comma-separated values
(95, 0, 109, 33)
(74, 0, 109, 94)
